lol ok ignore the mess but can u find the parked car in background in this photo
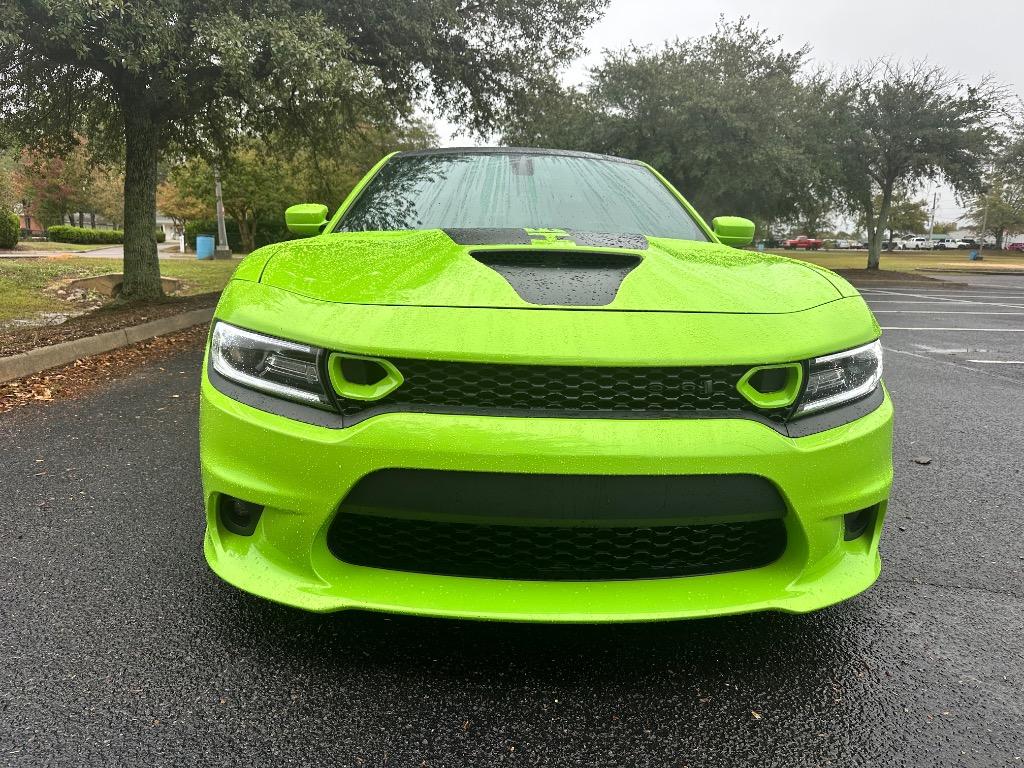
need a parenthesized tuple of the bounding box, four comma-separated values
(835, 239, 858, 249)
(957, 238, 977, 250)
(933, 237, 959, 250)
(901, 236, 930, 250)
(783, 235, 823, 250)
(1006, 242, 1024, 252)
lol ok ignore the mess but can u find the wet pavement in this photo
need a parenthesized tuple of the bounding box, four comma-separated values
(1, 277, 1022, 766)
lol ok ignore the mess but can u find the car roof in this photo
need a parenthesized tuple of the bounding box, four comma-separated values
(394, 146, 643, 166)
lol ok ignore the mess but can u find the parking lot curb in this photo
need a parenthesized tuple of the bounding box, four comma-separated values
(0, 307, 214, 384)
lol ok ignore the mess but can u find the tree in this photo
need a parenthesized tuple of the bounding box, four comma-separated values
(826, 61, 1001, 269)
(0, 0, 606, 301)
(292, 119, 438, 212)
(168, 141, 302, 253)
(156, 176, 210, 235)
(502, 18, 831, 228)
(13, 148, 78, 229)
(857, 192, 928, 240)
(965, 128, 1024, 249)
(966, 185, 1024, 249)
(0, 152, 16, 211)
(89, 168, 127, 229)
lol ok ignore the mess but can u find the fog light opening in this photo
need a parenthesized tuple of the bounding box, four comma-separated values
(843, 505, 877, 541)
(218, 495, 264, 536)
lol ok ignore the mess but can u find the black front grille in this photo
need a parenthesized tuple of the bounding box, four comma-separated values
(335, 358, 784, 423)
(327, 470, 788, 581)
(329, 514, 786, 581)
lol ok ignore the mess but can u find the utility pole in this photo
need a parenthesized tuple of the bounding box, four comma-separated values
(213, 166, 232, 260)
(926, 191, 938, 242)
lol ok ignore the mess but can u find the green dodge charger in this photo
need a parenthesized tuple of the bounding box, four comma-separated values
(200, 147, 893, 622)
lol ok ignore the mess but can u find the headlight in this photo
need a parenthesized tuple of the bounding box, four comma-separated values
(210, 322, 330, 407)
(795, 340, 883, 416)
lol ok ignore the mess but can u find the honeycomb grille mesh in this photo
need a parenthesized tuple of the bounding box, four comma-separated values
(329, 514, 787, 581)
(336, 358, 781, 421)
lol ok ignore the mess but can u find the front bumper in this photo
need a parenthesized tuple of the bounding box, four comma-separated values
(200, 370, 893, 622)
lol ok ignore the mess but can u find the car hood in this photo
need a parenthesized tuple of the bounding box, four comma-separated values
(256, 229, 843, 314)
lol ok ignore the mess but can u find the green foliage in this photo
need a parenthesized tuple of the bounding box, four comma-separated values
(0, 209, 18, 248)
(502, 18, 826, 225)
(857, 192, 929, 237)
(0, 0, 606, 300)
(184, 218, 290, 254)
(825, 61, 1002, 268)
(47, 225, 123, 244)
(46, 224, 165, 245)
(966, 185, 1024, 248)
(965, 128, 1024, 248)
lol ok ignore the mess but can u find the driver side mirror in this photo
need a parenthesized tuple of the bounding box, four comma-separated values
(285, 203, 330, 237)
(712, 216, 755, 247)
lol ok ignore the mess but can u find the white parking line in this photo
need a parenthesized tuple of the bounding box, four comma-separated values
(966, 360, 1024, 364)
(881, 327, 1024, 331)
(884, 346, 1024, 384)
(873, 310, 1024, 315)
(862, 288, 1024, 310)
(866, 297, 1024, 303)
(863, 293, 1024, 300)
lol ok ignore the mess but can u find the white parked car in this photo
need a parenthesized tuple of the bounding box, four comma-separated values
(933, 237, 959, 250)
(901, 236, 930, 249)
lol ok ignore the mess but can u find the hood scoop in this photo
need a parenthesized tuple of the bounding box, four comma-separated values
(472, 250, 642, 307)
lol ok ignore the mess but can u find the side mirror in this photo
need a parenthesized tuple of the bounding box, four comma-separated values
(285, 203, 330, 237)
(712, 216, 755, 247)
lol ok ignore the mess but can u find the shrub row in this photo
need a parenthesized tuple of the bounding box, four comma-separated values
(46, 225, 167, 245)
(0, 210, 18, 249)
(48, 225, 123, 244)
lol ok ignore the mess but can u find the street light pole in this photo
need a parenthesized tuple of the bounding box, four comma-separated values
(213, 166, 231, 259)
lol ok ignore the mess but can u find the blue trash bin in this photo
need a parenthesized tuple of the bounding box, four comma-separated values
(196, 234, 215, 260)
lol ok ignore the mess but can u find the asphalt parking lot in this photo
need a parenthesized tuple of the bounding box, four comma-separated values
(1, 275, 1023, 767)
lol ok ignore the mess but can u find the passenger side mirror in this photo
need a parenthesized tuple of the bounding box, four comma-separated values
(285, 203, 330, 237)
(712, 216, 755, 247)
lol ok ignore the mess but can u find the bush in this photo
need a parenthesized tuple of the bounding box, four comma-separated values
(0, 210, 18, 249)
(47, 225, 123, 244)
(185, 217, 294, 253)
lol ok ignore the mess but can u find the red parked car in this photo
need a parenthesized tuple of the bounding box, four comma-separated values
(1006, 242, 1024, 252)
(783, 236, 824, 250)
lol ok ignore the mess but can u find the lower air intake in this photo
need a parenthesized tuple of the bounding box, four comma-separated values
(327, 470, 787, 581)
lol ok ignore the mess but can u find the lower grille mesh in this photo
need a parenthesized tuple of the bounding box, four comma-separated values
(328, 514, 787, 581)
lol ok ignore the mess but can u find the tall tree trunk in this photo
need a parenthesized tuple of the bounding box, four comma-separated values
(120, 103, 164, 301)
(995, 228, 1005, 250)
(867, 186, 893, 270)
(239, 216, 255, 254)
(77, 211, 84, 227)
(90, 212, 96, 228)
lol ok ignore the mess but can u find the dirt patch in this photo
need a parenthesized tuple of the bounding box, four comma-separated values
(834, 269, 967, 287)
(65, 273, 182, 297)
(0, 324, 207, 414)
(0, 293, 219, 357)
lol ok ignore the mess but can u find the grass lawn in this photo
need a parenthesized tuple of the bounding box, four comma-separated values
(0, 256, 237, 326)
(8, 240, 108, 253)
(769, 248, 1024, 273)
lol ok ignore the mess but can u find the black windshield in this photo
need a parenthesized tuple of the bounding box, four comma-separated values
(336, 151, 708, 241)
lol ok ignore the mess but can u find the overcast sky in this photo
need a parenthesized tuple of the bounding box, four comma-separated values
(439, 0, 1023, 223)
